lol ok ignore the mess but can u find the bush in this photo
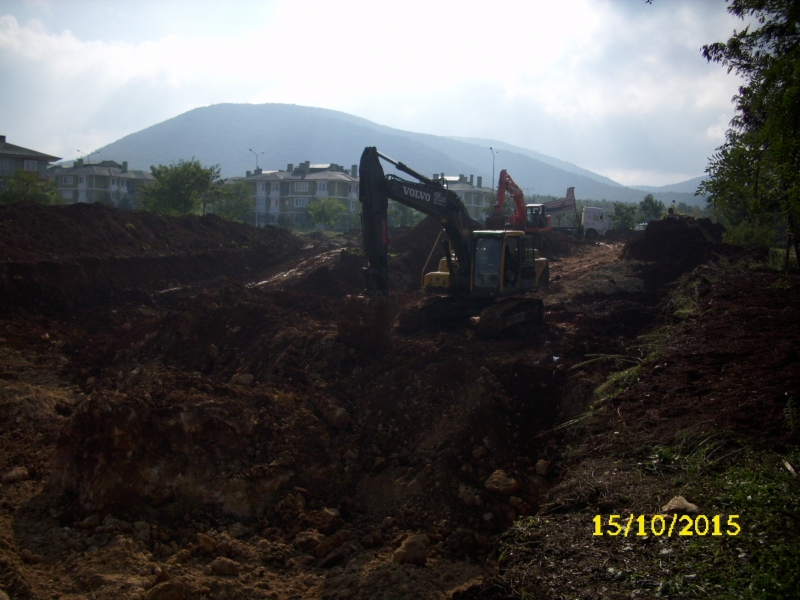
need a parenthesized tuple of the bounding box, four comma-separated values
(721, 221, 773, 248)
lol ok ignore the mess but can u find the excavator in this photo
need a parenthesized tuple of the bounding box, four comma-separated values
(336, 147, 549, 348)
(485, 169, 552, 236)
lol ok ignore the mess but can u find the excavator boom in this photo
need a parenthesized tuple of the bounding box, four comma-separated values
(359, 146, 474, 296)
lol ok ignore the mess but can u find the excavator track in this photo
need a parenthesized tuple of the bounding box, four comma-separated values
(477, 298, 544, 337)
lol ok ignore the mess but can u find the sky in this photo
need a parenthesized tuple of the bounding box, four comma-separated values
(0, 0, 746, 186)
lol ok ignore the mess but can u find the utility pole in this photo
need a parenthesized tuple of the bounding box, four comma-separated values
(489, 147, 499, 191)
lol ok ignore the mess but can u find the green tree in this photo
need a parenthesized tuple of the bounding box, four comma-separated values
(612, 202, 637, 230)
(388, 200, 424, 227)
(698, 0, 800, 264)
(638, 193, 665, 222)
(0, 170, 60, 205)
(138, 159, 223, 216)
(212, 183, 254, 223)
(307, 197, 346, 229)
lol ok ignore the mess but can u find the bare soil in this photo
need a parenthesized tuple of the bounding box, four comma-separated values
(0, 205, 796, 599)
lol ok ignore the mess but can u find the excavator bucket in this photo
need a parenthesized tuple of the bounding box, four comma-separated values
(337, 295, 399, 351)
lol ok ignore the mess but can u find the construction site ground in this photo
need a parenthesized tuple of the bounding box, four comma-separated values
(0, 203, 798, 600)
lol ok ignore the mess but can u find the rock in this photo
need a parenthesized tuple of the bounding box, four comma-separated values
(294, 530, 326, 553)
(2, 466, 30, 484)
(374, 457, 387, 471)
(134, 521, 151, 542)
(234, 373, 254, 387)
(145, 581, 187, 600)
(209, 556, 241, 576)
(472, 446, 488, 459)
(484, 470, 520, 495)
(195, 532, 217, 553)
(458, 484, 477, 506)
(320, 399, 351, 429)
(0, 591, 9, 600)
(526, 474, 549, 500)
(159, 543, 174, 558)
(65, 538, 85, 552)
(392, 534, 429, 566)
(661, 496, 699, 514)
(20, 549, 43, 563)
(206, 344, 219, 360)
(509, 496, 533, 515)
(315, 530, 351, 557)
(228, 523, 248, 538)
(535, 459, 550, 476)
(342, 449, 358, 461)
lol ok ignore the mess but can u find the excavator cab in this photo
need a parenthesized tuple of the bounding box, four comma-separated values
(526, 205, 549, 230)
(471, 231, 548, 296)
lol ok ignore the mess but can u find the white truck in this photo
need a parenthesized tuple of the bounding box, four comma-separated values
(580, 206, 609, 239)
(544, 188, 608, 239)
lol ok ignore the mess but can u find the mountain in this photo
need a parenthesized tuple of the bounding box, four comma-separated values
(76, 103, 705, 205)
(631, 175, 707, 195)
(450, 136, 625, 189)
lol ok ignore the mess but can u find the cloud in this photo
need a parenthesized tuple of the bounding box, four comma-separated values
(0, 0, 745, 185)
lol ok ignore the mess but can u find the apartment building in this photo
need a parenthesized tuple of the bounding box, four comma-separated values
(440, 173, 493, 222)
(52, 159, 153, 206)
(0, 135, 61, 189)
(228, 161, 360, 227)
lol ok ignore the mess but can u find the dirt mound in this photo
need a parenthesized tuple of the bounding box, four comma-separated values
(0, 201, 297, 262)
(621, 217, 722, 264)
(0, 203, 302, 310)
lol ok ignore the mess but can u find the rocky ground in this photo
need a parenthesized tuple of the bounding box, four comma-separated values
(0, 204, 798, 599)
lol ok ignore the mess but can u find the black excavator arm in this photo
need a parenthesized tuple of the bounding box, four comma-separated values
(359, 146, 475, 296)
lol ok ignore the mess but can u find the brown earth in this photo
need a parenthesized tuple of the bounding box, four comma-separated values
(0, 204, 797, 599)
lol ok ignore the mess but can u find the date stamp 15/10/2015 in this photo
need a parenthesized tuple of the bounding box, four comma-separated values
(593, 514, 741, 537)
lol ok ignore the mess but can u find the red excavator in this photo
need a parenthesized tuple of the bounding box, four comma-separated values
(485, 169, 552, 236)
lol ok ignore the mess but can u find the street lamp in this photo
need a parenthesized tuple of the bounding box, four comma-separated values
(489, 147, 499, 191)
(249, 148, 264, 170)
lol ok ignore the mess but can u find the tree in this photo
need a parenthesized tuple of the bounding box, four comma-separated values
(388, 200, 424, 227)
(0, 170, 60, 205)
(698, 0, 800, 263)
(638, 193, 665, 222)
(212, 183, 254, 223)
(307, 197, 346, 229)
(612, 202, 637, 230)
(138, 159, 224, 216)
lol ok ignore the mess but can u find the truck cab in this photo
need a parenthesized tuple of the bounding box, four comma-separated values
(581, 207, 608, 239)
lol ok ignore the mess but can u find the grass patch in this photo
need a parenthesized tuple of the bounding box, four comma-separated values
(665, 450, 800, 599)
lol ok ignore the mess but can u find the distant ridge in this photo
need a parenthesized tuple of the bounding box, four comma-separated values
(77, 103, 705, 205)
(631, 175, 706, 195)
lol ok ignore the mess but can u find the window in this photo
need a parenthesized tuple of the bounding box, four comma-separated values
(24, 160, 37, 171)
(349, 184, 358, 194)
(294, 198, 308, 208)
(271, 182, 280, 191)
(111, 178, 116, 185)
(272, 199, 279, 207)
(79, 176, 85, 184)
(62, 176, 73, 185)
(0, 158, 8, 173)
(473, 238, 502, 289)
(294, 182, 309, 192)
(261, 183, 267, 191)
(61, 190, 72, 200)
(318, 182, 327, 192)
